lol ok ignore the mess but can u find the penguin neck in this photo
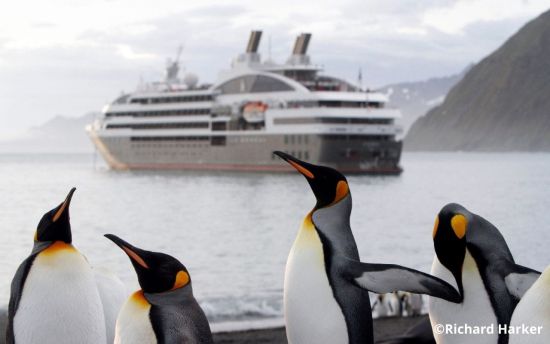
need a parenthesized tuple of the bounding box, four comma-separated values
(310, 194, 359, 259)
(31, 240, 73, 255)
(144, 284, 194, 306)
(467, 215, 515, 263)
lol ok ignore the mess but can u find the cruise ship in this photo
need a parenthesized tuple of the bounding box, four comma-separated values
(87, 31, 403, 174)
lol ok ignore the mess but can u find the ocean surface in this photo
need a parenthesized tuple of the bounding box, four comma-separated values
(1, 152, 549, 330)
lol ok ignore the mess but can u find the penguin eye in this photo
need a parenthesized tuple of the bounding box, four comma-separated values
(451, 214, 467, 239)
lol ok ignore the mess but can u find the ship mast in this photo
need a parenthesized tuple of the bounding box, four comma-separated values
(165, 45, 183, 84)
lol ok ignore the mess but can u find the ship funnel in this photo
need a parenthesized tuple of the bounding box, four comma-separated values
(287, 33, 312, 65)
(232, 30, 263, 68)
(246, 30, 262, 53)
(292, 33, 312, 55)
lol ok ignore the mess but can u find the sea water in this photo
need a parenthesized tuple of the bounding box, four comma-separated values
(0, 152, 549, 330)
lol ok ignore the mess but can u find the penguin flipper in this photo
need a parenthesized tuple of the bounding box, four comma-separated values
(7, 254, 39, 344)
(337, 257, 462, 303)
(7, 242, 51, 344)
(505, 265, 541, 300)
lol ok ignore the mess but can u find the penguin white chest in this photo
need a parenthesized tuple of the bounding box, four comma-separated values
(14, 243, 106, 344)
(429, 250, 498, 344)
(94, 268, 127, 344)
(115, 291, 157, 344)
(284, 222, 348, 344)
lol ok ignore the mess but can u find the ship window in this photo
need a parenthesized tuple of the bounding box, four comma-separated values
(106, 108, 210, 117)
(107, 122, 209, 130)
(113, 94, 130, 105)
(308, 76, 360, 92)
(130, 136, 209, 141)
(273, 117, 392, 125)
(211, 136, 226, 146)
(212, 122, 227, 131)
(147, 95, 212, 104)
(130, 98, 149, 104)
(216, 75, 294, 94)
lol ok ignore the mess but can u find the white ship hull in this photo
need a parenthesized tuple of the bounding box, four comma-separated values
(89, 131, 402, 174)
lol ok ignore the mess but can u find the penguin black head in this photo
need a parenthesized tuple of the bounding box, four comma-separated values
(432, 203, 471, 295)
(105, 234, 191, 294)
(35, 188, 76, 244)
(274, 151, 349, 209)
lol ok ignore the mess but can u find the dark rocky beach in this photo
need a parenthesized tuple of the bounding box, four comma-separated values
(213, 316, 429, 343)
(0, 307, 428, 344)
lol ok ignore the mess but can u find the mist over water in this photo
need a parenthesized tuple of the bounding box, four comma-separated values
(1, 152, 549, 327)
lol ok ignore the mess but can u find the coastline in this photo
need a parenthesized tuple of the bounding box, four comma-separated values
(0, 307, 428, 343)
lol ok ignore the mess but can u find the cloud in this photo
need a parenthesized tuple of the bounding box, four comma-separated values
(115, 44, 159, 60)
(396, 27, 429, 36)
(0, 0, 548, 137)
(422, 0, 550, 34)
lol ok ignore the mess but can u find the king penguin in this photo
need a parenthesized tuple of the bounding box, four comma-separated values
(94, 267, 128, 344)
(274, 151, 462, 344)
(508, 266, 550, 344)
(429, 203, 540, 344)
(6, 188, 107, 344)
(104, 234, 213, 344)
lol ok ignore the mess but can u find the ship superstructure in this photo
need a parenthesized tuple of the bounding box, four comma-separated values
(87, 31, 403, 173)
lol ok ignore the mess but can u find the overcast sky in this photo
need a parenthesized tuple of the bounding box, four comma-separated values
(0, 0, 548, 139)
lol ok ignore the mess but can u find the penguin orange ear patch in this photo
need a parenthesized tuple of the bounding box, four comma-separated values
(451, 214, 467, 239)
(122, 246, 149, 269)
(331, 181, 349, 205)
(432, 216, 440, 238)
(172, 270, 190, 290)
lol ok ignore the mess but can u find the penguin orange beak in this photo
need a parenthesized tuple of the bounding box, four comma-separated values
(52, 187, 76, 222)
(104, 234, 149, 269)
(273, 151, 315, 179)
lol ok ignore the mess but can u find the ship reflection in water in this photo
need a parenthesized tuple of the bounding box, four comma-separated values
(87, 31, 403, 174)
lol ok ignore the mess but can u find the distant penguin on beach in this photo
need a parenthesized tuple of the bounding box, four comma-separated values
(104, 234, 213, 344)
(374, 293, 401, 317)
(6, 188, 107, 344)
(429, 203, 540, 344)
(274, 151, 461, 344)
(508, 266, 550, 344)
(401, 292, 423, 316)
